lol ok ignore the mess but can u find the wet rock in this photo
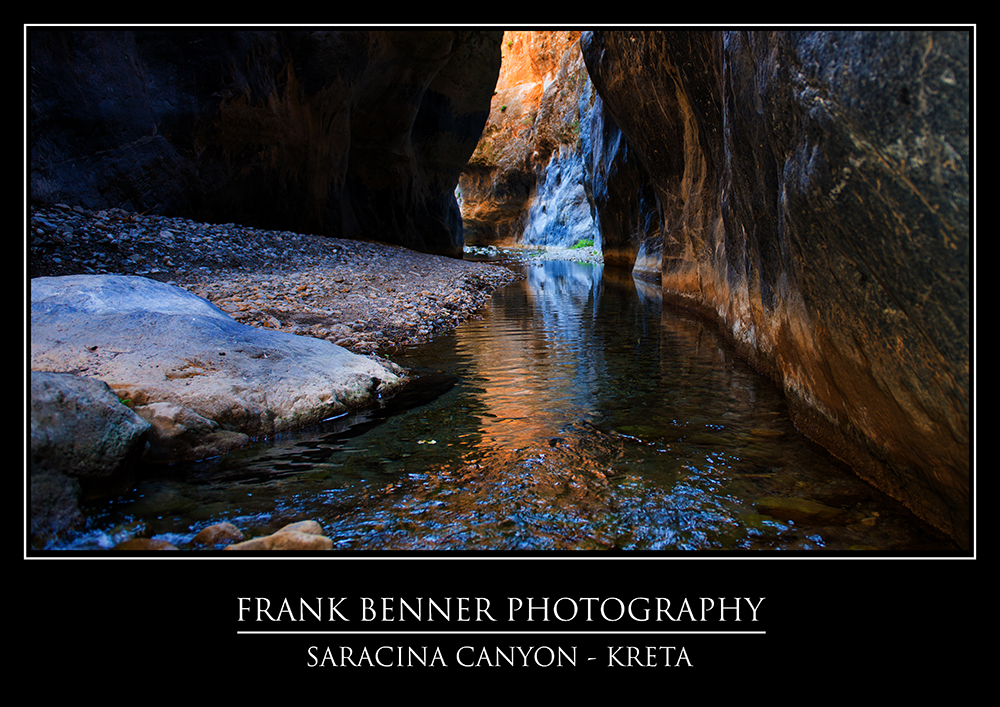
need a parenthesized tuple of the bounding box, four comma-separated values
(133, 402, 251, 463)
(30, 274, 406, 463)
(755, 496, 852, 526)
(809, 479, 873, 508)
(193, 522, 245, 547)
(582, 30, 970, 548)
(30, 371, 151, 541)
(225, 520, 333, 551)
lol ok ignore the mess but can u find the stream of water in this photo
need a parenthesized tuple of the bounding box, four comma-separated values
(48, 258, 958, 553)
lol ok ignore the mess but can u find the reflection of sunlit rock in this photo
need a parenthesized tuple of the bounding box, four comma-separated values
(51, 261, 961, 553)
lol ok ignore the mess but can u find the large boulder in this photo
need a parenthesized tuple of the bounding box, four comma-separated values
(582, 30, 970, 548)
(30, 274, 406, 463)
(30, 370, 152, 541)
(29, 29, 502, 256)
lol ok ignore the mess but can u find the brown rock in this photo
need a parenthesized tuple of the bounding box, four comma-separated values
(193, 522, 245, 547)
(225, 520, 333, 551)
(755, 496, 851, 526)
(460, 31, 593, 247)
(277, 520, 325, 535)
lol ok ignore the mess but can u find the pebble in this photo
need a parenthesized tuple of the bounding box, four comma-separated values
(29, 203, 522, 355)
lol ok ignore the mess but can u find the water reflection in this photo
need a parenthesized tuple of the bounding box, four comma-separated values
(54, 260, 957, 553)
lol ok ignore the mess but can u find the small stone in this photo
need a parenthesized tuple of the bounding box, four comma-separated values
(193, 522, 245, 546)
(224, 520, 333, 551)
(279, 520, 325, 535)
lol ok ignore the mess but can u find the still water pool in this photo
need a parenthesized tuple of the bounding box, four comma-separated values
(50, 259, 958, 553)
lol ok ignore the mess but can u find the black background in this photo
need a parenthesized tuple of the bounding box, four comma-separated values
(23, 554, 980, 693)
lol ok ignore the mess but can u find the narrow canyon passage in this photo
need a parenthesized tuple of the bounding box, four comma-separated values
(49, 255, 957, 553)
(28, 29, 969, 553)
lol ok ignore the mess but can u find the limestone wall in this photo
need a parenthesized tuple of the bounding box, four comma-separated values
(582, 29, 970, 547)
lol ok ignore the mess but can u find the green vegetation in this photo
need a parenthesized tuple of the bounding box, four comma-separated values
(570, 239, 594, 249)
(556, 117, 582, 147)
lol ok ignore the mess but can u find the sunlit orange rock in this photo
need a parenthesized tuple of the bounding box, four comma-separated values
(460, 31, 594, 246)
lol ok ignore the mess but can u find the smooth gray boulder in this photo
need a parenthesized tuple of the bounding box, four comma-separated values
(30, 274, 406, 463)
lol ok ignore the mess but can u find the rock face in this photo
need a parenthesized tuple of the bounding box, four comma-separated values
(30, 275, 406, 464)
(29, 29, 502, 256)
(30, 371, 152, 540)
(458, 30, 656, 273)
(581, 30, 970, 547)
(583, 95, 662, 276)
(460, 31, 601, 250)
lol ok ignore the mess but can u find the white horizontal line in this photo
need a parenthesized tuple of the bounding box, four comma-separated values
(238, 630, 765, 635)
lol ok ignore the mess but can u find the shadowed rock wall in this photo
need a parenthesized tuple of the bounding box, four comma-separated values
(582, 29, 970, 547)
(29, 29, 502, 257)
(583, 96, 662, 275)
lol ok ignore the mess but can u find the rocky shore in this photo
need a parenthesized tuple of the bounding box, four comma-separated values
(28, 203, 603, 549)
(29, 203, 524, 356)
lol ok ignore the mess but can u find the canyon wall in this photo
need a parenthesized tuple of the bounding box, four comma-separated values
(29, 29, 502, 257)
(458, 31, 662, 276)
(459, 31, 602, 250)
(582, 30, 970, 547)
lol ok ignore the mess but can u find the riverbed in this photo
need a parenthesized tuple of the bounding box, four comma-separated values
(47, 257, 958, 553)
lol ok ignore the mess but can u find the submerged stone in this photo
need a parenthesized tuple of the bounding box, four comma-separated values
(755, 496, 852, 525)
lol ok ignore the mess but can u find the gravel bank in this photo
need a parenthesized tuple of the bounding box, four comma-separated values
(28, 203, 524, 356)
(464, 243, 604, 266)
